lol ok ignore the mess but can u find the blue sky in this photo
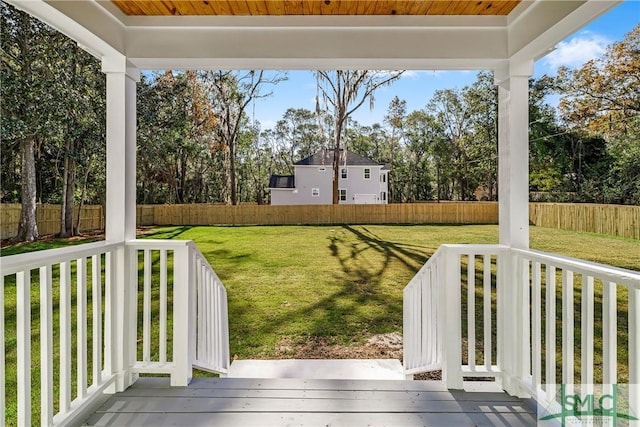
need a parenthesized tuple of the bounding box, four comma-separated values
(251, 1, 639, 130)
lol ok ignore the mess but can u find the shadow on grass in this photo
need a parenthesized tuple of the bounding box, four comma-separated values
(225, 225, 434, 357)
(140, 226, 194, 240)
(329, 225, 430, 287)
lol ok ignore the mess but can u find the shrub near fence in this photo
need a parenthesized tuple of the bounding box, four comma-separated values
(2, 202, 638, 240)
(0, 204, 104, 240)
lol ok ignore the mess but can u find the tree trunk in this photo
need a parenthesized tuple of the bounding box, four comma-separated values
(60, 155, 69, 236)
(74, 159, 92, 235)
(332, 118, 344, 205)
(230, 140, 238, 205)
(16, 136, 39, 242)
(60, 154, 76, 237)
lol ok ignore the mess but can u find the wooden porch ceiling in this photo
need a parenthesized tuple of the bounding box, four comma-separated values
(111, 0, 522, 16)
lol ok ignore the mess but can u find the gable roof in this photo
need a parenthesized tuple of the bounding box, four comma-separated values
(269, 175, 295, 189)
(295, 149, 382, 167)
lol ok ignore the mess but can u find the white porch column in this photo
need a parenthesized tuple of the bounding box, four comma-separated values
(495, 60, 533, 249)
(103, 56, 139, 392)
(495, 60, 533, 399)
(104, 56, 138, 242)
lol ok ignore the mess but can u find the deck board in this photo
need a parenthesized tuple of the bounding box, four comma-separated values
(81, 377, 536, 426)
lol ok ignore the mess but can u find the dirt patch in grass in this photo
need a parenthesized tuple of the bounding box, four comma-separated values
(263, 332, 445, 380)
(264, 332, 404, 360)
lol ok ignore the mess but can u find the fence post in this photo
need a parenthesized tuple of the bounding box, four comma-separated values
(172, 244, 193, 386)
(443, 247, 463, 389)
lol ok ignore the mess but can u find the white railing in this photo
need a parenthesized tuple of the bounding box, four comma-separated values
(192, 245, 230, 375)
(1, 238, 229, 426)
(1, 241, 121, 427)
(403, 244, 506, 387)
(509, 248, 640, 411)
(403, 244, 640, 418)
(126, 240, 230, 383)
(403, 246, 445, 376)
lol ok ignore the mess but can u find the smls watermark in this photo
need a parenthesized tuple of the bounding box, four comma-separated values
(538, 384, 639, 426)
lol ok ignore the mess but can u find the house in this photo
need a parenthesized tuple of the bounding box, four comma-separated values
(269, 149, 389, 205)
(3, 1, 639, 426)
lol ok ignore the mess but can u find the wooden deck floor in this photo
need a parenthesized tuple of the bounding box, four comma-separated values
(81, 377, 536, 426)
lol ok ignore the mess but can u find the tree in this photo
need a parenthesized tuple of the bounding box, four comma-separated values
(273, 108, 324, 171)
(464, 71, 498, 200)
(315, 70, 404, 204)
(555, 23, 640, 204)
(427, 88, 474, 200)
(403, 110, 445, 201)
(1, 4, 54, 241)
(205, 70, 286, 205)
(137, 71, 217, 204)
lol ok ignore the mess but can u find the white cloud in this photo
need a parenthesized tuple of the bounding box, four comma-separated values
(543, 32, 610, 71)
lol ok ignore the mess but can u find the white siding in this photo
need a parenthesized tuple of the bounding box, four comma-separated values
(270, 167, 332, 205)
(341, 166, 385, 205)
(270, 165, 388, 205)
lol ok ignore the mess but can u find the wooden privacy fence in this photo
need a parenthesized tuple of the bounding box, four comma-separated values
(0, 204, 104, 240)
(529, 202, 640, 240)
(2, 202, 638, 239)
(142, 202, 499, 227)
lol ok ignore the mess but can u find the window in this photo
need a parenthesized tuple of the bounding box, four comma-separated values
(380, 192, 386, 201)
(339, 189, 347, 202)
(364, 168, 371, 179)
(312, 188, 320, 197)
(380, 174, 386, 183)
(341, 168, 347, 179)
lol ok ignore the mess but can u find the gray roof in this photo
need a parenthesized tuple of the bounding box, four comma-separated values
(268, 175, 295, 189)
(295, 149, 382, 167)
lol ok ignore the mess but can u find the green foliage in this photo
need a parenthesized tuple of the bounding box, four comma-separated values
(2, 4, 638, 218)
(551, 23, 640, 204)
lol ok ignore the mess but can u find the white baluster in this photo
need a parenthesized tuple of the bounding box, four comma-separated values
(483, 255, 492, 370)
(60, 261, 72, 413)
(77, 257, 88, 399)
(17, 270, 31, 426)
(159, 250, 167, 364)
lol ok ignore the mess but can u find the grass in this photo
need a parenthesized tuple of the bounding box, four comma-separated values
(2, 224, 639, 425)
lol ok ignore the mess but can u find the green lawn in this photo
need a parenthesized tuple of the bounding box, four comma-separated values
(2, 224, 639, 425)
(141, 225, 639, 359)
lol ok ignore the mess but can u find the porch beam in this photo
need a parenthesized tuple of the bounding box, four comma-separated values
(6, 0, 124, 60)
(495, 60, 532, 250)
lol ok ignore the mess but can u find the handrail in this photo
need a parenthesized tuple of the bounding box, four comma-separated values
(403, 244, 507, 387)
(2, 241, 121, 426)
(126, 239, 230, 383)
(511, 247, 640, 288)
(403, 246, 447, 376)
(511, 246, 639, 405)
